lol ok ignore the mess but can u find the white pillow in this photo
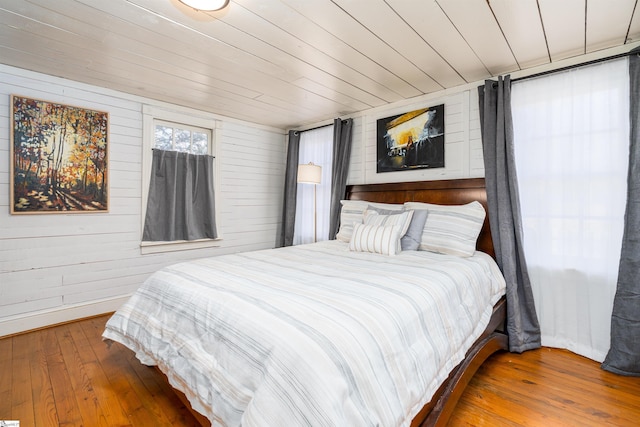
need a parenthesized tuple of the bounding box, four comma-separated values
(349, 223, 403, 256)
(336, 200, 369, 243)
(336, 200, 402, 242)
(404, 201, 486, 257)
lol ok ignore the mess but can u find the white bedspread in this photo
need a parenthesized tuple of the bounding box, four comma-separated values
(103, 241, 505, 427)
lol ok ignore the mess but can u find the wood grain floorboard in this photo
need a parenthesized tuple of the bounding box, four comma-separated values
(26, 331, 58, 427)
(0, 314, 638, 426)
(448, 348, 640, 427)
(41, 328, 85, 427)
(0, 336, 14, 419)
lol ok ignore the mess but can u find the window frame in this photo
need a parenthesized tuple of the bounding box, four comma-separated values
(140, 104, 222, 254)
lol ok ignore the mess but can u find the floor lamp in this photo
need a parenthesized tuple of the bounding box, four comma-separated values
(297, 162, 322, 243)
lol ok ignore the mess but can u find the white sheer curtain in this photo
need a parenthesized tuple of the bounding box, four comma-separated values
(511, 59, 629, 362)
(293, 125, 333, 245)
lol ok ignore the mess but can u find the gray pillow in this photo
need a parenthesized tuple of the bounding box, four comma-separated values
(365, 205, 403, 216)
(400, 209, 428, 250)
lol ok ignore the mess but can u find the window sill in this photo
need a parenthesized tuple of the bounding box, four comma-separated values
(140, 238, 222, 255)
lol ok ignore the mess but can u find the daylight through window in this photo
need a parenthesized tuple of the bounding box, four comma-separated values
(154, 120, 211, 155)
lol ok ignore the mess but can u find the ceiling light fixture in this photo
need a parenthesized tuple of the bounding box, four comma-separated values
(178, 0, 230, 11)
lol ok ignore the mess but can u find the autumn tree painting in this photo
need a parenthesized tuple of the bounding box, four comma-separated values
(11, 95, 109, 213)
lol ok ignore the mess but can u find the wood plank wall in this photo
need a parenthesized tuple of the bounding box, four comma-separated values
(346, 86, 484, 185)
(0, 64, 287, 336)
(1, 59, 489, 337)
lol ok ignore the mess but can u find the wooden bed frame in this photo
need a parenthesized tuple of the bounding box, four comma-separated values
(167, 177, 508, 427)
(347, 178, 508, 426)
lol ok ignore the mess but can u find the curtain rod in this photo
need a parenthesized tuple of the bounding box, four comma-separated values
(299, 122, 333, 133)
(512, 49, 636, 83)
(294, 119, 350, 134)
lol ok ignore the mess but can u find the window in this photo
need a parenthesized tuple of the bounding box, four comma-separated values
(293, 125, 334, 245)
(511, 58, 629, 361)
(154, 120, 211, 154)
(140, 105, 220, 254)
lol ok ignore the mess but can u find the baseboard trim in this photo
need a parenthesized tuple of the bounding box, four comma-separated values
(0, 295, 131, 338)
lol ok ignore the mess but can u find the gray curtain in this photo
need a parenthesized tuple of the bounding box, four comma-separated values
(602, 50, 640, 376)
(143, 149, 217, 241)
(278, 130, 301, 247)
(478, 76, 542, 353)
(328, 118, 354, 240)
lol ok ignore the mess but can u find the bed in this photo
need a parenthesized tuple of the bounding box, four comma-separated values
(103, 178, 509, 427)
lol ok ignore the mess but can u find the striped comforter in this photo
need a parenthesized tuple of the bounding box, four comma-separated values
(103, 241, 506, 427)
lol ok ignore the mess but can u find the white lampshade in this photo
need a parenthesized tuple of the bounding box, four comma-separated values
(297, 162, 322, 185)
(179, 0, 230, 11)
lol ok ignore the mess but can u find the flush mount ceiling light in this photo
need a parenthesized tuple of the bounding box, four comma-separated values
(178, 0, 230, 11)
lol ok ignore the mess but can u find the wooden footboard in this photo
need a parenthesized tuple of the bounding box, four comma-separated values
(156, 368, 212, 426)
(410, 297, 508, 426)
(350, 178, 508, 426)
(162, 297, 507, 427)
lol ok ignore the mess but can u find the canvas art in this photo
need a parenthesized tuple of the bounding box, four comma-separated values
(10, 95, 109, 214)
(376, 104, 445, 173)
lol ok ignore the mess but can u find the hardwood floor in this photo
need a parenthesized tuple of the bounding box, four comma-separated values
(449, 348, 640, 426)
(1, 314, 638, 426)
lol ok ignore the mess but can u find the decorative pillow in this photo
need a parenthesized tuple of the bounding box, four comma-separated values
(404, 201, 486, 257)
(336, 200, 402, 242)
(400, 209, 428, 251)
(365, 206, 428, 251)
(349, 222, 403, 256)
(364, 209, 414, 236)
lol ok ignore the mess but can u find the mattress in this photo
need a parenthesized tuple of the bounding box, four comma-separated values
(103, 240, 506, 427)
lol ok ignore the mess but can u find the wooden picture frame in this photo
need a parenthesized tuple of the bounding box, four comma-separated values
(376, 104, 445, 173)
(10, 95, 109, 214)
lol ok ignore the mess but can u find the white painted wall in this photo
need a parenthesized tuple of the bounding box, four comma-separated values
(0, 62, 483, 338)
(0, 65, 287, 336)
(2, 43, 636, 337)
(344, 43, 640, 186)
(347, 87, 483, 185)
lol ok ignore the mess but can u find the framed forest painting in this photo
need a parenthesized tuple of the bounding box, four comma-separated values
(10, 95, 109, 214)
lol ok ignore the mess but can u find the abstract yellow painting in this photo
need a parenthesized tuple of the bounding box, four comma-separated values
(376, 104, 445, 173)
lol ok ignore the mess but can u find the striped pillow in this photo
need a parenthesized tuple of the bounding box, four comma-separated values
(336, 200, 402, 242)
(349, 223, 403, 256)
(363, 209, 414, 236)
(404, 201, 486, 257)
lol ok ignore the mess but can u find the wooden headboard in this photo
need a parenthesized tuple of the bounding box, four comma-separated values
(345, 178, 495, 259)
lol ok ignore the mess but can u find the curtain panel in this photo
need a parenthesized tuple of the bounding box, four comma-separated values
(511, 59, 629, 362)
(328, 118, 354, 240)
(602, 50, 640, 376)
(143, 149, 217, 242)
(278, 130, 301, 247)
(293, 125, 334, 245)
(478, 76, 542, 353)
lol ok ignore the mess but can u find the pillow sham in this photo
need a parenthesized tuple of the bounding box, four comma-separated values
(336, 200, 369, 243)
(336, 200, 402, 243)
(364, 205, 402, 216)
(404, 201, 486, 257)
(349, 222, 403, 256)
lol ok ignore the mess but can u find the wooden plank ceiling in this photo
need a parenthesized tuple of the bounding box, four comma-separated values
(0, 0, 638, 129)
